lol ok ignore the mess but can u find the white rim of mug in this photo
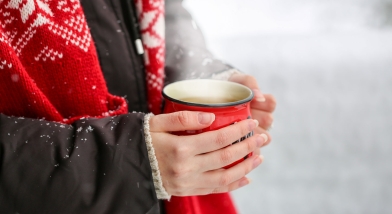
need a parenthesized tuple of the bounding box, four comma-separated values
(162, 79, 254, 107)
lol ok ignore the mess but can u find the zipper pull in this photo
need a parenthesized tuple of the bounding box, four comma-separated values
(135, 39, 144, 55)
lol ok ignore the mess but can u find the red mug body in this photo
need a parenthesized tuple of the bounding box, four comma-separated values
(162, 79, 254, 168)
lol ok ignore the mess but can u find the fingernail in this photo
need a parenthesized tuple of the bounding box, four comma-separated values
(198, 113, 215, 125)
(252, 89, 266, 102)
(249, 119, 258, 130)
(256, 134, 268, 147)
(260, 134, 268, 144)
(254, 119, 259, 127)
(239, 178, 250, 187)
(253, 155, 262, 168)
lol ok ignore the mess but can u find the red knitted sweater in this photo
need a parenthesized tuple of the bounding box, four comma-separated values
(0, 0, 128, 123)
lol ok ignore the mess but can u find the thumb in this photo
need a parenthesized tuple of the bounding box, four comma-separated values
(229, 73, 266, 102)
(149, 111, 215, 132)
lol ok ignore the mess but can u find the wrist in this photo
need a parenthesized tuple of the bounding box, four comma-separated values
(143, 113, 171, 200)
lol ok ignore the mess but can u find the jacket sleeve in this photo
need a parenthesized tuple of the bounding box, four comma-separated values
(164, 0, 236, 85)
(0, 113, 160, 214)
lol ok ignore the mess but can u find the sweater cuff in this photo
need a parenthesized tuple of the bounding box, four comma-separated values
(143, 113, 171, 200)
(211, 69, 242, 81)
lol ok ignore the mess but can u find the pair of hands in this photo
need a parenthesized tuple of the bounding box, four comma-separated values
(150, 73, 276, 196)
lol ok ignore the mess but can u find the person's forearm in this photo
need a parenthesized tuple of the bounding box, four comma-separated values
(0, 113, 158, 214)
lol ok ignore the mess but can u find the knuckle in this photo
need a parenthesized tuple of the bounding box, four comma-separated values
(177, 111, 191, 127)
(171, 164, 190, 179)
(215, 131, 230, 147)
(241, 121, 252, 136)
(172, 144, 190, 160)
(246, 140, 253, 153)
(233, 122, 251, 141)
(168, 114, 178, 125)
(170, 111, 191, 127)
(218, 173, 232, 187)
(219, 149, 233, 164)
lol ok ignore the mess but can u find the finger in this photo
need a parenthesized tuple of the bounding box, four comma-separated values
(229, 73, 259, 89)
(198, 134, 268, 171)
(191, 119, 258, 154)
(150, 111, 215, 132)
(191, 177, 251, 196)
(250, 94, 276, 113)
(254, 127, 272, 146)
(229, 73, 265, 102)
(200, 155, 263, 188)
(211, 177, 251, 194)
(252, 89, 266, 102)
(253, 147, 261, 157)
(251, 109, 274, 130)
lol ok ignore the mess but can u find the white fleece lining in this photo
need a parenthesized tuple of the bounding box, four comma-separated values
(143, 113, 171, 200)
(211, 69, 242, 81)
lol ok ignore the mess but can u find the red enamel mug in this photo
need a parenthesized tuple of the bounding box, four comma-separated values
(162, 79, 254, 168)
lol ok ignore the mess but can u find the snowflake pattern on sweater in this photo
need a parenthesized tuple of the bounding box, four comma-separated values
(0, 0, 91, 56)
(0, 0, 127, 123)
(135, 0, 165, 114)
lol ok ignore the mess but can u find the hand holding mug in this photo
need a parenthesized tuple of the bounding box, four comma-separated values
(229, 73, 277, 146)
(149, 111, 268, 196)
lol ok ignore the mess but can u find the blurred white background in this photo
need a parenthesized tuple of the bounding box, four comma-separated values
(184, 0, 392, 213)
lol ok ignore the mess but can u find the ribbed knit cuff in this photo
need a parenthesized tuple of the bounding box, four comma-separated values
(211, 69, 242, 81)
(143, 113, 171, 200)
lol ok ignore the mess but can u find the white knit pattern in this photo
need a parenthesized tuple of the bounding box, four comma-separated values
(0, 58, 12, 69)
(143, 113, 171, 200)
(136, 0, 165, 66)
(0, 0, 92, 57)
(34, 46, 63, 61)
(135, 0, 165, 105)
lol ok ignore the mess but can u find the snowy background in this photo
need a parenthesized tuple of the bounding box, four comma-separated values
(184, 0, 392, 213)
